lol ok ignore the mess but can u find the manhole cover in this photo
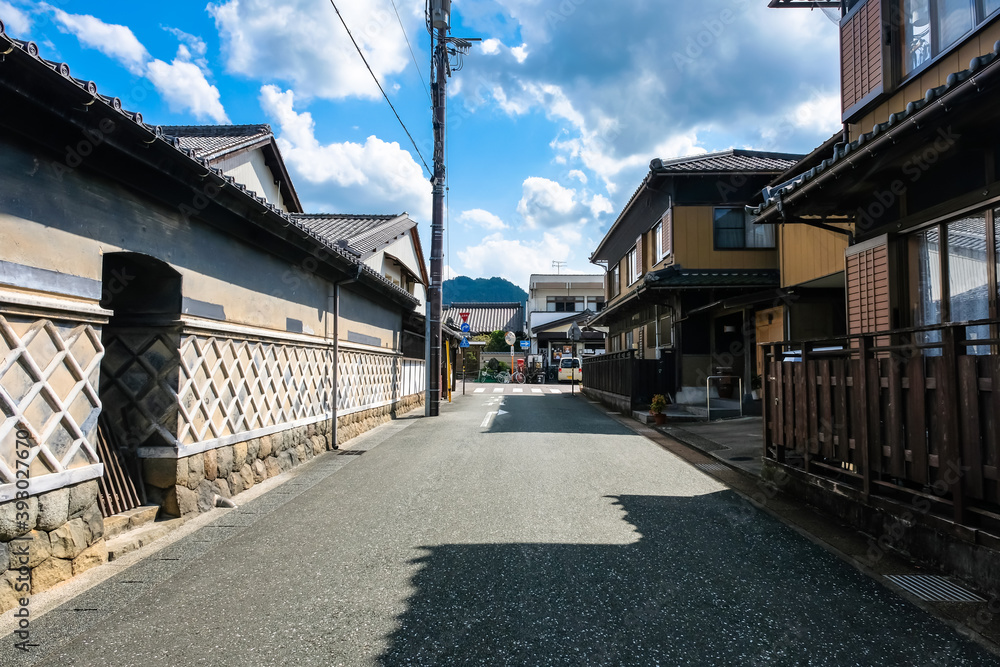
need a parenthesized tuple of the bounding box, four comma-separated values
(884, 575, 985, 602)
(728, 456, 753, 462)
(337, 450, 366, 456)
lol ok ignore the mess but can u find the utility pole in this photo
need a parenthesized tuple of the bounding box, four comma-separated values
(427, 0, 475, 416)
(427, 0, 449, 417)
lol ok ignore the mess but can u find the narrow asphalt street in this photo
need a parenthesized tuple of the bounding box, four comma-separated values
(1, 387, 995, 666)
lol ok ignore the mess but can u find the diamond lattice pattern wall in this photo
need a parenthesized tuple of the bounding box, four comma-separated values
(0, 314, 103, 484)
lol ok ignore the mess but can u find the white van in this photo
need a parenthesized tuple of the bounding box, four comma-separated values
(558, 357, 582, 383)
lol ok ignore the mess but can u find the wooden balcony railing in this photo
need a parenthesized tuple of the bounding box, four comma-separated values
(763, 319, 1000, 529)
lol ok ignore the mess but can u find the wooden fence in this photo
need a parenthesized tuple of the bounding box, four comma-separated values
(763, 319, 1000, 528)
(582, 350, 675, 410)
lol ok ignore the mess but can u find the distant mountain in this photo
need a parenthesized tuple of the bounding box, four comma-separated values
(443, 276, 528, 304)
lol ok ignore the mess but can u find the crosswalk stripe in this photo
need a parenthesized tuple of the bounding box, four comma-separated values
(513, 388, 523, 393)
(473, 388, 485, 394)
(549, 388, 560, 394)
(493, 388, 504, 393)
(531, 388, 542, 393)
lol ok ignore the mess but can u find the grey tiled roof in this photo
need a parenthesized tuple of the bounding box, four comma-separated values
(159, 124, 272, 160)
(443, 302, 525, 336)
(750, 42, 1000, 220)
(292, 214, 414, 258)
(0, 30, 418, 307)
(645, 267, 780, 288)
(650, 149, 802, 174)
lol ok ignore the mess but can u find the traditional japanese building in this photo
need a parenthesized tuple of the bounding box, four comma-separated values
(0, 26, 426, 606)
(757, 0, 1000, 597)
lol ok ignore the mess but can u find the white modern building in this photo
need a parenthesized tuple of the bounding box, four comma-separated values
(527, 274, 607, 369)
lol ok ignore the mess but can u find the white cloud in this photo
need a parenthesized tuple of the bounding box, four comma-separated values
(460, 209, 508, 231)
(480, 38, 502, 56)
(260, 85, 431, 221)
(589, 194, 613, 218)
(48, 6, 149, 74)
(510, 44, 528, 63)
(209, 0, 418, 101)
(163, 26, 207, 59)
(147, 56, 229, 123)
(568, 170, 587, 184)
(457, 231, 573, 289)
(457, 1, 840, 195)
(517, 177, 586, 229)
(41, 7, 229, 122)
(0, 1, 32, 35)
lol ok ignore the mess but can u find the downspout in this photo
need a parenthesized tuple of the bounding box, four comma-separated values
(331, 263, 363, 449)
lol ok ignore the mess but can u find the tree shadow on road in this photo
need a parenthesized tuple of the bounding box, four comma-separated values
(378, 492, 991, 666)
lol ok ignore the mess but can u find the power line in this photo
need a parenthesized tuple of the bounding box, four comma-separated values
(389, 0, 432, 104)
(328, 0, 432, 177)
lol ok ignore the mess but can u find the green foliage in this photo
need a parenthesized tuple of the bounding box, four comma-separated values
(650, 394, 668, 414)
(443, 276, 528, 303)
(484, 330, 509, 352)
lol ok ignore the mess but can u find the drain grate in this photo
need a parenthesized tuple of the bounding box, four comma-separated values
(884, 575, 985, 602)
(695, 463, 728, 473)
(337, 449, 366, 456)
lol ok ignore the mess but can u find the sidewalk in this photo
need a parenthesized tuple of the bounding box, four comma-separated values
(658, 417, 764, 476)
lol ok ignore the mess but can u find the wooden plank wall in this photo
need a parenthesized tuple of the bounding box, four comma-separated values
(841, 0, 883, 116)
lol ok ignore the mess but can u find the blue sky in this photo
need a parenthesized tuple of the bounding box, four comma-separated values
(0, 0, 842, 291)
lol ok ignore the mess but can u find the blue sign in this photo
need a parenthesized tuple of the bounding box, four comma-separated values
(460, 322, 471, 333)
(460, 337, 470, 348)
(519, 340, 530, 350)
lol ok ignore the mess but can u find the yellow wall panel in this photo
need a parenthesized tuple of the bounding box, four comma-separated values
(779, 224, 850, 287)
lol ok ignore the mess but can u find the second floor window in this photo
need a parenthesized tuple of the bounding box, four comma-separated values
(713, 208, 775, 250)
(900, 0, 997, 77)
(626, 246, 639, 284)
(654, 222, 664, 262)
(547, 296, 584, 312)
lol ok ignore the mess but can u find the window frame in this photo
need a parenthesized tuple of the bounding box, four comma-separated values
(712, 207, 776, 251)
(626, 246, 639, 285)
(895, 0, 1000, 85)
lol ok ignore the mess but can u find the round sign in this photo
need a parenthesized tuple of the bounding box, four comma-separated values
(504, 331, 516, 346)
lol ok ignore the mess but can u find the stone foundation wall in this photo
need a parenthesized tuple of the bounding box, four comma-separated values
(337, 393, 424, 445)
(0, 480, 106, 611)
(143, 393, 424, 518)
(143, 420, 335, 517)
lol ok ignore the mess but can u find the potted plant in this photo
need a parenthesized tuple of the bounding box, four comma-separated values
(650, 394, 668, 425)
(750, 374, 763, 400)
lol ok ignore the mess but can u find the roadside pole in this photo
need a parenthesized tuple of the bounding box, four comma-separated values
(568, 322, 582, 397)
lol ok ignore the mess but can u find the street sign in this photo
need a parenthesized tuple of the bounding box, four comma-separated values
(504, 331, 516, 346)
(519, 340, 530, 350)
(568, 322, 582, 341)
(460, 322, 471, 333)
(459, 312, 470, 323)
(460, 337, 470, 348)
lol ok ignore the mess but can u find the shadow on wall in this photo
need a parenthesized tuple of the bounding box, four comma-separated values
(378, 493, 992, 665)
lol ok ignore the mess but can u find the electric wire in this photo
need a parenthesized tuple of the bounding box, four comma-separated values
(328, 0, 432, 177)
(389, 0, 432, 104)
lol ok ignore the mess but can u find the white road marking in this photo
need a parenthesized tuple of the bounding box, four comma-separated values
(531, 388, 542, 394)
(473, 388, 485, 394)
(481, 412, 496, 428)
(513, 388, 523, 393)
(549, 388, 561, 394)
(493, 388, 504, 394)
